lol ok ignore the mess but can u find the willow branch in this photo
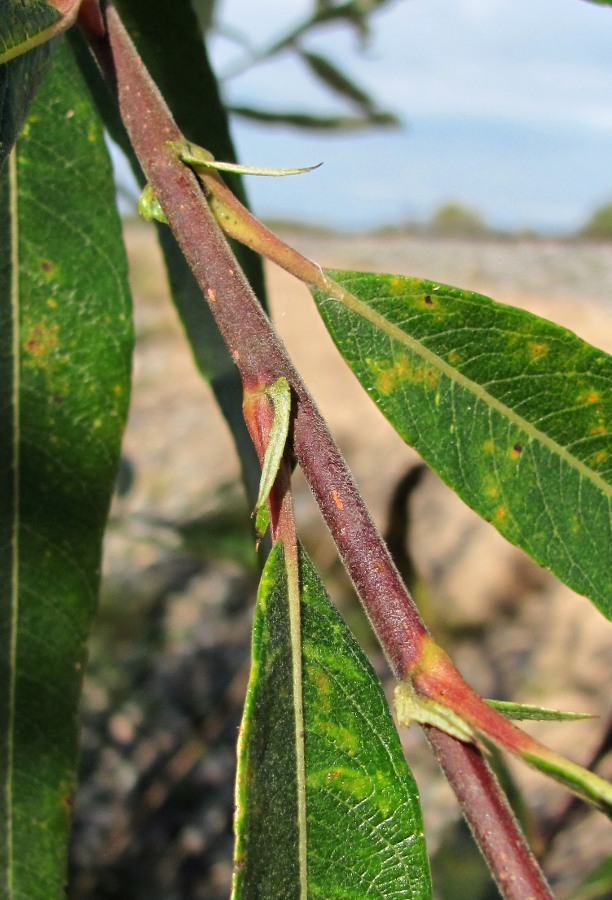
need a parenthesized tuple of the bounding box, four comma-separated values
(80, 5, 552, 896)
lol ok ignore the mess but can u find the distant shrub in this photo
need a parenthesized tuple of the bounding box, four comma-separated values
(580, 200, 612, 239)
(429, 201, 488, 236)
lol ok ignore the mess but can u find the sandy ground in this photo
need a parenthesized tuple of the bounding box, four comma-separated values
(80, 224, 612, 898)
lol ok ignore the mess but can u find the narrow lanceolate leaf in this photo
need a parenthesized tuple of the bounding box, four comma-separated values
(485, 699, 593, 722)
(0, 0, 60, 63)
(234, 542, 430, 899)
(313, 271, 612, 618)
(0, 0, 59, 167)
(0, 41, 133, 899)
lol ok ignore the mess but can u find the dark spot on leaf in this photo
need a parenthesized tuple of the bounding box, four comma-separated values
(513, 443, 522, 454)
(424, 295, 432, 305)
(52, 394, 65, 404)
(41, 260, 53, 272)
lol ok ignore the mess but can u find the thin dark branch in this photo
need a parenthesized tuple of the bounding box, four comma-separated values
(425, 728, 552, 900)
(81, 6, 553, 896)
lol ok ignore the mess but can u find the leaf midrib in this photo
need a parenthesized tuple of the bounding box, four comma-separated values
(5, 147, 19, 900)
(328, 283, 612, 498)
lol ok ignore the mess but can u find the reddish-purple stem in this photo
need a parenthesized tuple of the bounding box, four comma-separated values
(82, 5, 553, 896)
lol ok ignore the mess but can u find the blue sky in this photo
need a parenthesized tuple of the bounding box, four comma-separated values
(205, 0, 612, 232)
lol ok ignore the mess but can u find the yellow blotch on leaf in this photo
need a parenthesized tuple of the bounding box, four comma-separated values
(482, 439, 494, 453)
(528, 341, 548, 361)
(483, 474, 498, 498)
(591, 449, 608, 466)
(374, 354, 440, 394)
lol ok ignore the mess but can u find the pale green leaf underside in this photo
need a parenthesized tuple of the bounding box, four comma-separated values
(314, 270, 612, 618)
(253, 376, 291, 514)
(0, 40, 133, 898)
(234, 542, 430, 898)
(485, 699, 593, 722)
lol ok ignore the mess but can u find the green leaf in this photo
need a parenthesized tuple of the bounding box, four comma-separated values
(252, 377, 292, 515)
(299, 49, 378, 110)
(570, 854, 612, 899)
(0, 0, 60, 168)
(313, 271, 612, 618)
(0, 40, 133, 899)
(0, 0, 60, 62)
(485, 699, 594, 722)
(234, 542, 431, 898)
(229, 104, 398, 131)
(170, 137, 322, 177)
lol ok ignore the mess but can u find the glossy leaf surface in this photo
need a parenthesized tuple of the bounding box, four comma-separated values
(314, 271, 612, 618)
(0, 41, 133, 898)
(234, 542, 430, 898)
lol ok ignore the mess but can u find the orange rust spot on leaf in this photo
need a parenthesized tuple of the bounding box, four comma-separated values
(23, 322, 59, 364)
(578, 390, 600, 404)
(592, 449, 608, 466)
(509, 443, 523, 459)
(332, 489, 343, 510)
(374, 354, 440, 394)
(590, 424, 607, 435)
(206, 287, 216, 303)
(495, 507, 507, 521)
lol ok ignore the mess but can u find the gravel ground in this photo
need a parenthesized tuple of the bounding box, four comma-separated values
(69, 225, 612, 899)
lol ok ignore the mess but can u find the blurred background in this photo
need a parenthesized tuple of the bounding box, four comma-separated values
(70, 2, 612, 898)
(118, 0, 612, 236)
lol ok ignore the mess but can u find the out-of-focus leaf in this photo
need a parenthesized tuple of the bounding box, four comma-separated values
(229, 104, 398, 130)
(0, 39, 133, 898)
(313, 271, 612, 618)
(299, 48, 377, 109)
(234, 542, 431, 898)
(570, 855, 612, 899)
